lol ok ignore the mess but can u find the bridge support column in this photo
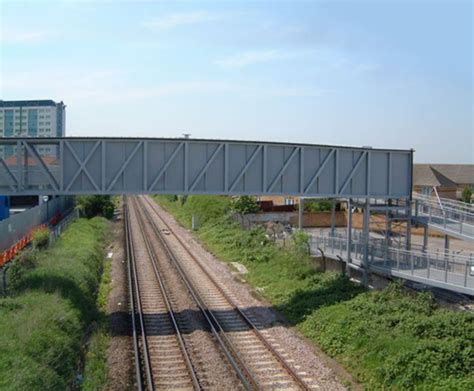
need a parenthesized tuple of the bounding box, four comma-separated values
(444, 234, 450, 251)
(298, 198, 304, 229)
(362, 198, 370, 286)
(405, 200, 412, 251)
(423, 226, 429, 252)
(331, 199, 336, 236)
(346, 199, 352, 274)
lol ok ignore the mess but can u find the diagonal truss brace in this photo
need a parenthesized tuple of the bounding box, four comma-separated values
(64, 140, 102, 191)
(228, 145, 263, 192)
(23, 141, 59, 191)
(147, 142, 184, 192)
(304, 148, 336, 193)
(107, 142, 143, 191)
(338, 151, 368, 195)
(266, 147, 300, 192)
(0, 157, 18, 191)
(188, 144, 224, 191)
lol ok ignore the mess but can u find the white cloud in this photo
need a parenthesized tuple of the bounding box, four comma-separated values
(143, 11, 220, 30)
(0, 30, 50, 44)
(216, 50, 293, 68)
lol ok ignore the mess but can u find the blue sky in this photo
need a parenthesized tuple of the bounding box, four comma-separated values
(1, 0, 472, 163)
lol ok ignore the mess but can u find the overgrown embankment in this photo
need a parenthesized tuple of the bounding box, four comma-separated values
(156, 195, 474, 390)
(0, 217, 109, 390)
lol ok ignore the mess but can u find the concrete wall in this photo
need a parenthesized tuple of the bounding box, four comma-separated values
(237, 211, 296, 227)
(242, 210, 438, 237)
(289, 211, 346, 227)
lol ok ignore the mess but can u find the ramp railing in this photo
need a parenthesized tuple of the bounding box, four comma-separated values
(311, 234, 474, 294)
(413, 194, 474, 240)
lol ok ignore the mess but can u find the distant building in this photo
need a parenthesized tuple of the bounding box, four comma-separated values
(413, 164, 474, 200)
(0, 99, 66, 158)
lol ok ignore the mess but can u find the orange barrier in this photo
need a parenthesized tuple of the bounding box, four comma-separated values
(0, 223, 49, 268)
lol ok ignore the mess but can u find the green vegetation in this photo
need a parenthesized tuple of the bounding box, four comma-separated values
(301, 284, 474, 390)
(292, 229, 311, 255)
(82, 255, 113, 391)
(0, 217, 109, 390)
(156, 195, 474, 390)
(304, 198, 332, 212)
(231, 195, 260, 215)
(76, 195, 115, 219)
(461, 186, 472, 204)
(32, 227, 50, 249)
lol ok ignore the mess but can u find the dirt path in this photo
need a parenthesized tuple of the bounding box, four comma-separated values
(106, 203, 134, 390)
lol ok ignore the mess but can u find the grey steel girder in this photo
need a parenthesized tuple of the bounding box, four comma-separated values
(0, 138, 413, 198)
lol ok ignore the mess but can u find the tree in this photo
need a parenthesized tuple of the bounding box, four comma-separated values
(76, 195, 115, 219)
(461, 187, 472, 204)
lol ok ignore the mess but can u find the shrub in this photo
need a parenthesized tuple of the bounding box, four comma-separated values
(292, 230, 311, 255)
(461, 187, 472, 204)
(7, 250, 39, 291)
(304, 199, 332, 212)
(231, 196, 260, 215)
(33, 227, 50, 249)
(76, 195, 115, 219)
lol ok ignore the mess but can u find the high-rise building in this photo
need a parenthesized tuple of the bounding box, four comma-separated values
(0, 99, 66, 158)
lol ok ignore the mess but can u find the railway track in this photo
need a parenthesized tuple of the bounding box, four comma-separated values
(125, 198, 200, 390)
(126, 195, 316, 390)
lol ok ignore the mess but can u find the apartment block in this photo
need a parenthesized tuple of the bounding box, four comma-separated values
(0, 99, 66, 158)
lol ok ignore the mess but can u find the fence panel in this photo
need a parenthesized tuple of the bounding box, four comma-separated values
(0, 197, 74, 251)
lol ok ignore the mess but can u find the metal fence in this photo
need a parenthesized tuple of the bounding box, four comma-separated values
(0, 196, 75, 252)
(413, 195, 474, 240)
(311, 234, 474, 293)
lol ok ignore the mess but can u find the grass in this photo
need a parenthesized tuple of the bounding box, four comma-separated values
(155, 195, 474, 390)
(82, 254, 113, 391)
(0, 217, 110, 390)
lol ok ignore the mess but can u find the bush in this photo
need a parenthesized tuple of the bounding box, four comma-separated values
(292, 230, 311, 255)
(7, 250, 39, 291)
(76, 195, 115, 219)
(32, 227, 50, 249)
(231, 196, 260, 215)
(304, 199, 332, 212)
(301, 283, 474, 389)
(461, 187, 472, 204)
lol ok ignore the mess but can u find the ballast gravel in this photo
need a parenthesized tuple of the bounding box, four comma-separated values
(151, 198, 351, 391)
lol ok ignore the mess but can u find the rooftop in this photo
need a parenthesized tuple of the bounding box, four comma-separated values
(0, 100, 64, 108)
(414, 164, 474, 187)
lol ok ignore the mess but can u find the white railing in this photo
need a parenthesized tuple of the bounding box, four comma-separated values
(414, 193, 474, 216)
(311, 234, 474, 291)
(413, 196, 474, 239)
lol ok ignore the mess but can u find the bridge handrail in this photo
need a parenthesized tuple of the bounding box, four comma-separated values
(413, 196, 474, 237)
(312, 233, 474, 262)
(413, 193, 474, 214)
(310, 234, 474, 290)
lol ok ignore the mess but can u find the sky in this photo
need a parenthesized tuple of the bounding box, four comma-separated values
(0, 0, 472, 163)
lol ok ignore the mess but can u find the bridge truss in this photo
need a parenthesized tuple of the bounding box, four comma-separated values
(0, 137, 413, 198)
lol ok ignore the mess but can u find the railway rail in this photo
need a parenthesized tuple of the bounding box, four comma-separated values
(125, 198, 200, 390)
(125, 194, 318, 390)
